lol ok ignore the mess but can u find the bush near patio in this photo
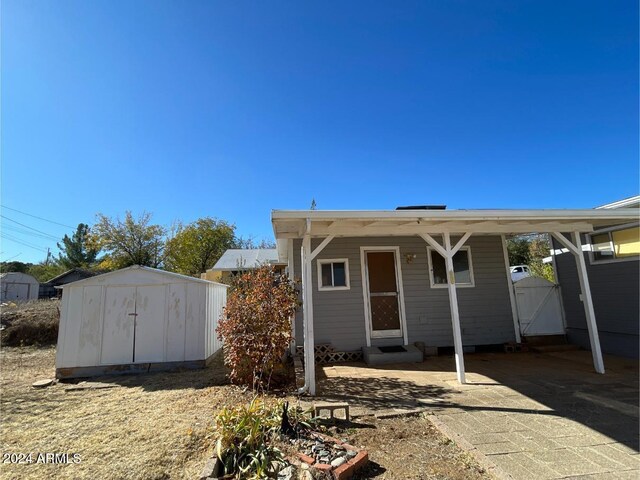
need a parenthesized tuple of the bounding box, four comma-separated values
(217, 266, 298, 390)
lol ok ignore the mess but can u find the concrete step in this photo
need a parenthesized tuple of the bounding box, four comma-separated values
(362, 344, 423, 365)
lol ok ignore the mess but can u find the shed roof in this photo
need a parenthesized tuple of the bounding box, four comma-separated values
(43, 268, 97, 285)
(0, 272, 39, 284)
(59, 265, 228, 288)
(211, 249, 284, 271)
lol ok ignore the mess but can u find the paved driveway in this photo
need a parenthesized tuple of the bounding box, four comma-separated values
(315, 351, 639, 479)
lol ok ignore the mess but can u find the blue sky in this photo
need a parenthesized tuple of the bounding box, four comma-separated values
(2, 1, 638, 263)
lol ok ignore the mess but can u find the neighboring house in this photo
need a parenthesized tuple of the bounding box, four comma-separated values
(552, 195, 640, 358)
(201, 248, 286, 282)
(0, 272, 39, 302)
(56, 266, 228, 378)
(39, 268, 98, 299)
(271, 205, 638, 394)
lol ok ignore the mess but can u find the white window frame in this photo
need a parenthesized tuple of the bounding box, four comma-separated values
(427, 246, 475, 288)
(317, 258, 350, 291)
(588, 223, 640, 265)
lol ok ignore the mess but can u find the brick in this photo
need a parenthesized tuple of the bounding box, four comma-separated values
(314, 463, 332, 473)
(332, 461, 355, 480)
(297, 453, 314, 465)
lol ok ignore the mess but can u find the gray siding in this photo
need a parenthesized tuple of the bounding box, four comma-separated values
(553, 234, 639, 358)
(292, 235, 515, 352)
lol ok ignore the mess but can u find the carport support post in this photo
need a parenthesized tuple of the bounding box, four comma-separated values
(572, 232, 605, 374)
(443, 233, 466, 384)
(301, 231, 316, 394)
(551, 232, 604, 374)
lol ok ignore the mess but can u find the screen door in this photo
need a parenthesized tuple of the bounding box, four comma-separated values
(365, 250, 403, 338)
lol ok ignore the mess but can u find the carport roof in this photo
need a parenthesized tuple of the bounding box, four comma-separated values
(272, 208, 639, 259)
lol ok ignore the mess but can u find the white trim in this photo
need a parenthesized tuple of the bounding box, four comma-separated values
(595, 195, 640, 209)
(443, 233, 466, 384)
(316, 258, 351, 291)
(588, 223, 640, 265)
(360, 246, 408, 345)
(572, 232, 605, 374)
(501, 235, 521, 343)
(426, 246, 475, 288)
(311, 235, 335, 260)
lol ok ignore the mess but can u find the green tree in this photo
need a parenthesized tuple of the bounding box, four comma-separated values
(164, 217, 236, 276)
(528, 235, 555, 282)
(0, 261, 33, 273)
(57, 223, 100, 269)
(93, 211, 166, 269)
(507, 236, 531, 266)
(28, 262, 66, 282)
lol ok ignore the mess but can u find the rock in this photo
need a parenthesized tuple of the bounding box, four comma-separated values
(319, 456, 330, 464)
(278, 465, 296, 480)
(199, 456, 221, 479)
(32, 379, 54, 388)
(331, 457, 346, 468)
(345, 450, 357, 459)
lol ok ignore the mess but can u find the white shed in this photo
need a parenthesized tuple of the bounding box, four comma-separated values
(56, 266, 228, 379)
(0, 272, 39, 302)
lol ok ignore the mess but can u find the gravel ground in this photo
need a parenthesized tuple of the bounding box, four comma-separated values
(330, 415, 492, 480)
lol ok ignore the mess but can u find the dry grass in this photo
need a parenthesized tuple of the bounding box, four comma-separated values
(1, 346, 490, 480)
(0, 346, 255, 479)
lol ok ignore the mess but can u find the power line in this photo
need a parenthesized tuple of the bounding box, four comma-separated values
(0, 205, 75, 229)
(1, 252, 23, 262)
(0, 233, 49, 253)
(1, 215, 60, 240)
(1, 223, 60, 241)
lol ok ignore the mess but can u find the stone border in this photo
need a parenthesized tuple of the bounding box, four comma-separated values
(427, 415, 513, 480)
(296, 431, 369, 480)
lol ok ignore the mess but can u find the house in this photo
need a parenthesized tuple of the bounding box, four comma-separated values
(0, 272, 39, 302)
(271, 205, 638, 394)
(39, 268, 97, 299)
(201, 248, 286, 282)
(552, 195, 639, 358)
(56, 266, 228, 379)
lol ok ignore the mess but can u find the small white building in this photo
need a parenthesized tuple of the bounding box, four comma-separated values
(0, 272, 39, 302)
(56, 266, 228, 379)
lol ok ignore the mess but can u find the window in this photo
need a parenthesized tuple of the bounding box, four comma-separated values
(427, 247, 475, 288)
(590, 226, 640, 263)
(317, 259, 350, 290)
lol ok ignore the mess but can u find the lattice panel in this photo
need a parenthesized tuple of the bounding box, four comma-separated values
(296, 344, 363, 364)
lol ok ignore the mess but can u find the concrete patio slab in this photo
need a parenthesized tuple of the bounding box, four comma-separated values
(315, 350, 639, 479)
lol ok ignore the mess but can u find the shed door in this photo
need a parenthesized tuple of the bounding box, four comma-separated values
(3, 283, 30, 301)
(365, 250, 404, 338)
(101, 286, 136, 365)
(134, 285, 166, 363)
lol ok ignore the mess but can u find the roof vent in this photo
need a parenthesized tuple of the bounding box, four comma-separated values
(395, 205, 446, 210)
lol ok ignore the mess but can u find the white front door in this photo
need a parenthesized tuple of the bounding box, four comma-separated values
(362, 248, 406, 339)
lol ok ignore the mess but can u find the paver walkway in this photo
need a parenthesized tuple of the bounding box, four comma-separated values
(315, 351, 639, 480)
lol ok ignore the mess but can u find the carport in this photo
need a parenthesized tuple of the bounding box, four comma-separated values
(272, 208, 638, 394)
